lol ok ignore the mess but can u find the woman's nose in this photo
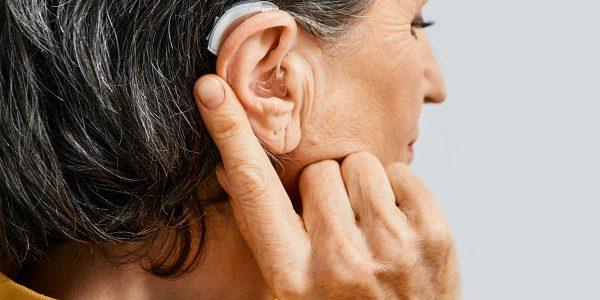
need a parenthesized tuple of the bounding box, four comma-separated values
(424, 63, 447, 104)
(422, 40, 447, 104)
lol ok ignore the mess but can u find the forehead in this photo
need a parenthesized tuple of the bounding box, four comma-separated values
(377, 0, 426, 15)
(391, 0, 428, 11)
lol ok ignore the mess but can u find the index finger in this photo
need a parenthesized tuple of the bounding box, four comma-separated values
(193, 75, 308, 265)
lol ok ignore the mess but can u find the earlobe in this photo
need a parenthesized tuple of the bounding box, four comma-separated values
(214, 11, 302, 155)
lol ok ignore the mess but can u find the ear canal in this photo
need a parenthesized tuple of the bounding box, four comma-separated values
(252, 67, 288, 98)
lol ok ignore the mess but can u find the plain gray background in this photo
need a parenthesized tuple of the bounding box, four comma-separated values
(414, 0, 600, 299)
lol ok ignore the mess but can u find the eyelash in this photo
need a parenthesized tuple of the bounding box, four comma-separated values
(411, 15, 435, 37)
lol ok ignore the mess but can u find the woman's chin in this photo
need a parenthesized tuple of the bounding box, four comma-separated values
(390, 144, 415, 165)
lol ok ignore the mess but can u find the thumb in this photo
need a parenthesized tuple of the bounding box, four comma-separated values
(193, 74, 289, 206)
(194, 74, 268, 175)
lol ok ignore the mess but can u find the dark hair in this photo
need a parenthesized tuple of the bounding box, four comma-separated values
(0, 0, 371, 277)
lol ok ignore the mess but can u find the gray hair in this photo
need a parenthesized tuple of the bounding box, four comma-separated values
(0, 0, 372, 277)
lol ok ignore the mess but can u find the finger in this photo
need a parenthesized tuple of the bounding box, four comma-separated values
(299, 160, 379, 296)
(340, 152, 423, 278)
(299, 160, 358, 238)
(194, 75, 308, 267)
(340, 152, 405, 227)
(385, 163, 452, 256)
(384, 163, 442, 226)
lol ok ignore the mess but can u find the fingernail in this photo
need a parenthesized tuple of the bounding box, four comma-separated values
(197, 77, 225, 109)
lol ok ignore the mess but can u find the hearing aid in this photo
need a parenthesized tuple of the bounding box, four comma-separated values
(206, 1, 279, 55)
(252, 67, 288, 98)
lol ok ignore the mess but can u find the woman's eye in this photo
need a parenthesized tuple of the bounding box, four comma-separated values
(411, 15, 435, 37)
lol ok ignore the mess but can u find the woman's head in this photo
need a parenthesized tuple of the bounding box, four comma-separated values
(214, 0, 445, 188)
(0, 0, 443, 276)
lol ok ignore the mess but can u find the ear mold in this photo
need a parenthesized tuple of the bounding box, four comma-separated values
(252, 67, 288, 98)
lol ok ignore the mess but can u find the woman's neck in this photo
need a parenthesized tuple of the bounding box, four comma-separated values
(17, 202, 271, 299)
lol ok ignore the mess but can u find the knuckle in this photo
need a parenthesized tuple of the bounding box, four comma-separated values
(325, 261, 375, 292)
(395, 248, 420, 271)
(383, 247, 420, 276)
(383, 220, 415, 246)
(299, 160, 342, 199)
(384, 229, 421, 270)
(324, 238, 375, 286)
(329, 269, 372, 291)
(300, 160, 340, 183)
(227, 162, 269, 200)
(212, 116, 245, 142)
(342, 258, 375, 283)
(272, 274, 310, 299)
(342, 151, 380, 171)
(425, 220, 453, 251)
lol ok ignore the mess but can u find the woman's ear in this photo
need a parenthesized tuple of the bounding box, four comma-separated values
(215, 10, 302, 154)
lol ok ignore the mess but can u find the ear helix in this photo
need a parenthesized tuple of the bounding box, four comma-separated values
(252, 66, 288, 98)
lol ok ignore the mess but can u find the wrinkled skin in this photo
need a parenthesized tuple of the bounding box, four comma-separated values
(194, 73, 461, 299)
(285, 0, 447, 171)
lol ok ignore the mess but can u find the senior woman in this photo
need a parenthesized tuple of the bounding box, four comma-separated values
(0, 0, 459, 299)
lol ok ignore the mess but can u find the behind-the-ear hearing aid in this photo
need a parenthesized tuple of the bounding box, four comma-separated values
(206, 1, 279, 55)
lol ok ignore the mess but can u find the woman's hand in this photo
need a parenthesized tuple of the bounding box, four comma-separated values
(194, 75, 461, 299)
